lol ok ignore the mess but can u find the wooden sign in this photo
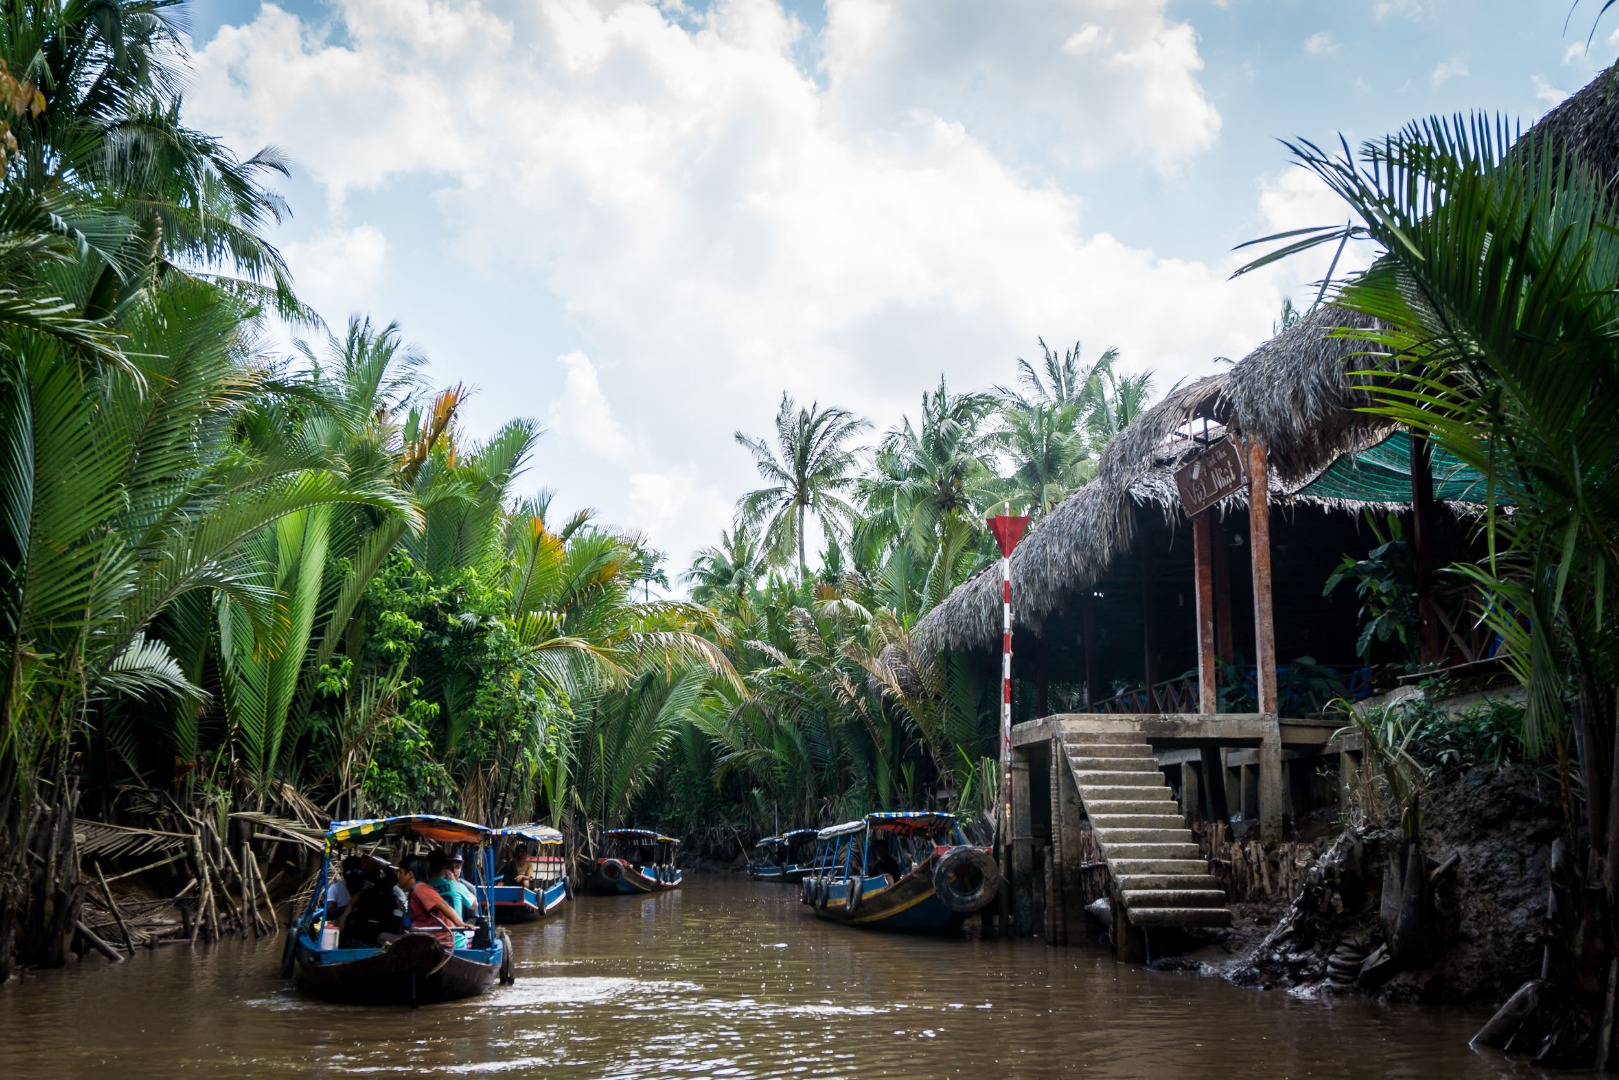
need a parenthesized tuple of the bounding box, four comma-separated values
(1175, 439, 1246, 516)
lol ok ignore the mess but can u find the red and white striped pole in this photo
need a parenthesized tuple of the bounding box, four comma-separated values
(986, 513, 1029, 846)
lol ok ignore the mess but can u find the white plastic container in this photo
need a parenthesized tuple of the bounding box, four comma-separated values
(319, 924, 341, 950)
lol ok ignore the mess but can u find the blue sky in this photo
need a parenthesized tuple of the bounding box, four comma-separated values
(185, 0, 1613, 568)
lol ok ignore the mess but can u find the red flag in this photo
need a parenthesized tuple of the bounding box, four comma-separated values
(986, 514, 1029, 557)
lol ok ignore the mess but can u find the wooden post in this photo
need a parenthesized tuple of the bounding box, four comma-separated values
(1246, 435, 1284, 844)
(1081, 591, 1098, 710)
(1011, 752, 1034, 937)
(1181, 761, 1202, 823)
(1193, 510, 1218, 715)
(1211, 515, 1234, 665)
(1200, 747, 1230, 822)
(1247, 436, 1278, 715)
(1410, 434, 1442, 666)
(1141, 544, 1159, 711)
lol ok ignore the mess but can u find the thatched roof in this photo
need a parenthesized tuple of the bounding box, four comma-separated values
(916, 64, 1619, 657)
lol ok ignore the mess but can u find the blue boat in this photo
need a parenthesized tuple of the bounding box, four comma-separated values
(588, 828, 682, 894)
(800, 812, 1001, 933)
(747, 828, 817, 882)
(281, 814, 512, 1005)
(488, 824, 572, 922)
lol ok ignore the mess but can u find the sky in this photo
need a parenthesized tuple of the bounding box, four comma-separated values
(185, 0, 1619, 572)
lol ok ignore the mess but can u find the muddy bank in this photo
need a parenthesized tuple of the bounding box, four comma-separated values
(1192, 764, 1561, 1007)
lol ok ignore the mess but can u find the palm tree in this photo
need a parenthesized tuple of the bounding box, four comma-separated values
(735, 393, 868, 578)
(685, 523, 767, 616)
(1002, 338, 1120, 409)
(1238, 110, 1619, 1064)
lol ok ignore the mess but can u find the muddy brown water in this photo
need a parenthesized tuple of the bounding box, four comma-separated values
(0, 875, 1546, 1078)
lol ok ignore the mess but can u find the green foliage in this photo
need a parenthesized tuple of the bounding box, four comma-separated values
(1323, 513, 1418, 663)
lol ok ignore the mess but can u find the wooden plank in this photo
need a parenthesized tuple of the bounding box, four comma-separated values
(1193, 510, 1218, 714)
(1247, 436, 1278, 715)
(1175, 438, 1246, 516)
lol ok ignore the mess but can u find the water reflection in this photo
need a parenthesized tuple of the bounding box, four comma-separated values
(0, 875, 1545, 1078)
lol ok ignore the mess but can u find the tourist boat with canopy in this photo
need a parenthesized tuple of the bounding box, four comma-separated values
(283, 814, 513, 1004)
(747, 828, 818, 882)
(801, 811, 1000, 933)
(587, 828, 683, 894)
(488, 823, 572, 922)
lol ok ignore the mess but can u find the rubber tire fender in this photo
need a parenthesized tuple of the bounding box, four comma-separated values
(799, 878, 813, 905)
(279, 927, 299, 979)
(932, 847, 1002, 913)
(497, 928, 515, 986)
(815, 878, 830, 911)
(563, 875, 575, 902)
(599, 858, 624, 884)
(844, 877, 863, 916)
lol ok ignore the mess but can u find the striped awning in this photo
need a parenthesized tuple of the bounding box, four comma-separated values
(325, 814, 489, 847)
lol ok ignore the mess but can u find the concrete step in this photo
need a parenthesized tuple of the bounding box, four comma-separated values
(1121, 888, 1229, 909)
(1093, 827, 1194, 845)
(1068, 755, 1159, 773)
(1068, 742, 1155, 758)
(1062, 731, 1146, 745)
(1101, 841, 1201, 860)
(1084, 799, 1178, 817)
(1109, 858, 1214, 876)
(1088, 814, 1188, 830)
(1081, 786, 1172, 803)
(1071, 770, 1161, 786)
(1114, 873, 1221, 891)
(1128, 907, 1233, 929)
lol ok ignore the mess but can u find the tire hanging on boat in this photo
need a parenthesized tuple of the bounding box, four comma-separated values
(497, 928, 515, 986)
(844, 877, 863, 915)
(932, 847, 1002, 913)
(599, 858, 624, 884)
(563, 876, 575, 902)
(815, 878, 830, 911)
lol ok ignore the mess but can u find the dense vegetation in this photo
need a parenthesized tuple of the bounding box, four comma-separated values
(0, 0, 1154, 971)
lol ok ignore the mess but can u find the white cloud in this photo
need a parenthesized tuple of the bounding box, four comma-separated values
(1430, 56, 1468, 88)
(547, 351, 634, 465)
(1373, 0, 1422, 21)
(1257, 167, 1374, 304)
(1533, 75, 1569, 106)
(281, 224, 390, 318)
(821, 0, 1222, 174)
(1304, 32, 1336, 57)
(189, 0, 1279, 562)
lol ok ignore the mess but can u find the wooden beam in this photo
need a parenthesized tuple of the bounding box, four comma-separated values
(1211, 515, 1234, 664)
(1081, 591, 1097, 709)
(1141, 542, 1159, 710)
(1193, 510, 1218, 714)
(1410, 433, 1443, 666)
(1247, 436, 1278, 716)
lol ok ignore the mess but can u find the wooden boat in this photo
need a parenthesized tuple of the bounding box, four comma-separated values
(487, 824, 572, 923)
(587, 828, 683, 894)
(800, 811, 1001, 933)
(747, 828, 817, 882)
(282, 814, 512, 1005)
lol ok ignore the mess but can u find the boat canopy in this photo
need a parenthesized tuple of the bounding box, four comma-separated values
(754, 835, 784, 848)
(325, 814, 490, 848)
(867, 811, 956, 837)
(493, 824, 564, 845)
(602, 828, 678, 844)
(782, 828, 818, 842)
(817, 819, 866, 839)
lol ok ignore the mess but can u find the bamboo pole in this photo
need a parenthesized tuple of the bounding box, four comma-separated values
(248, 846, 279, 933)
(93, 863, 135, 954)
(75, 920, 124, 963)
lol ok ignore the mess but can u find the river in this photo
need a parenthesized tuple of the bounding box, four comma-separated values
(0, 874, 1541, 1078)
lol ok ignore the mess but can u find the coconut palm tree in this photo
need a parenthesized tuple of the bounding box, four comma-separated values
(735, 393, 868, 578)
(684, 522, 767, 617)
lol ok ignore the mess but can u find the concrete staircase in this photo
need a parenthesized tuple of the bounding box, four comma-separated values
(1064, 731, 1231, 929)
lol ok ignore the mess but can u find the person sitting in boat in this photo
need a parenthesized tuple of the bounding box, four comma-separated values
(426, 850, 476, 947)
(499, 843, 530, 885)
(386, 855, 472, 948)
(869, 838, 905, 883)
(325, 856, 365, 928)
(447, 850, 480, 909)
(342, 861, 401, 946)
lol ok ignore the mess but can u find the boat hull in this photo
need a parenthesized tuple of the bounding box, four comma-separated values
(588, 860, 682, 894)
(749, 864, 811, 883)
(491, 878, 569, 923)
(293, 929, 503, 1005)
(809, 871, 967, 933)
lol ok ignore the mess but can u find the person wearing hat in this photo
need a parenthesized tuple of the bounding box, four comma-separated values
(425, 849, 478, 947)
(445, 849, 480, 912)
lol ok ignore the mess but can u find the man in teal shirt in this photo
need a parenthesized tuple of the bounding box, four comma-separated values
(426, 850, 476, 945)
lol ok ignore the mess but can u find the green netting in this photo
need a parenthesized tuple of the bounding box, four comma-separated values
(1300, 432, 1499, 504)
